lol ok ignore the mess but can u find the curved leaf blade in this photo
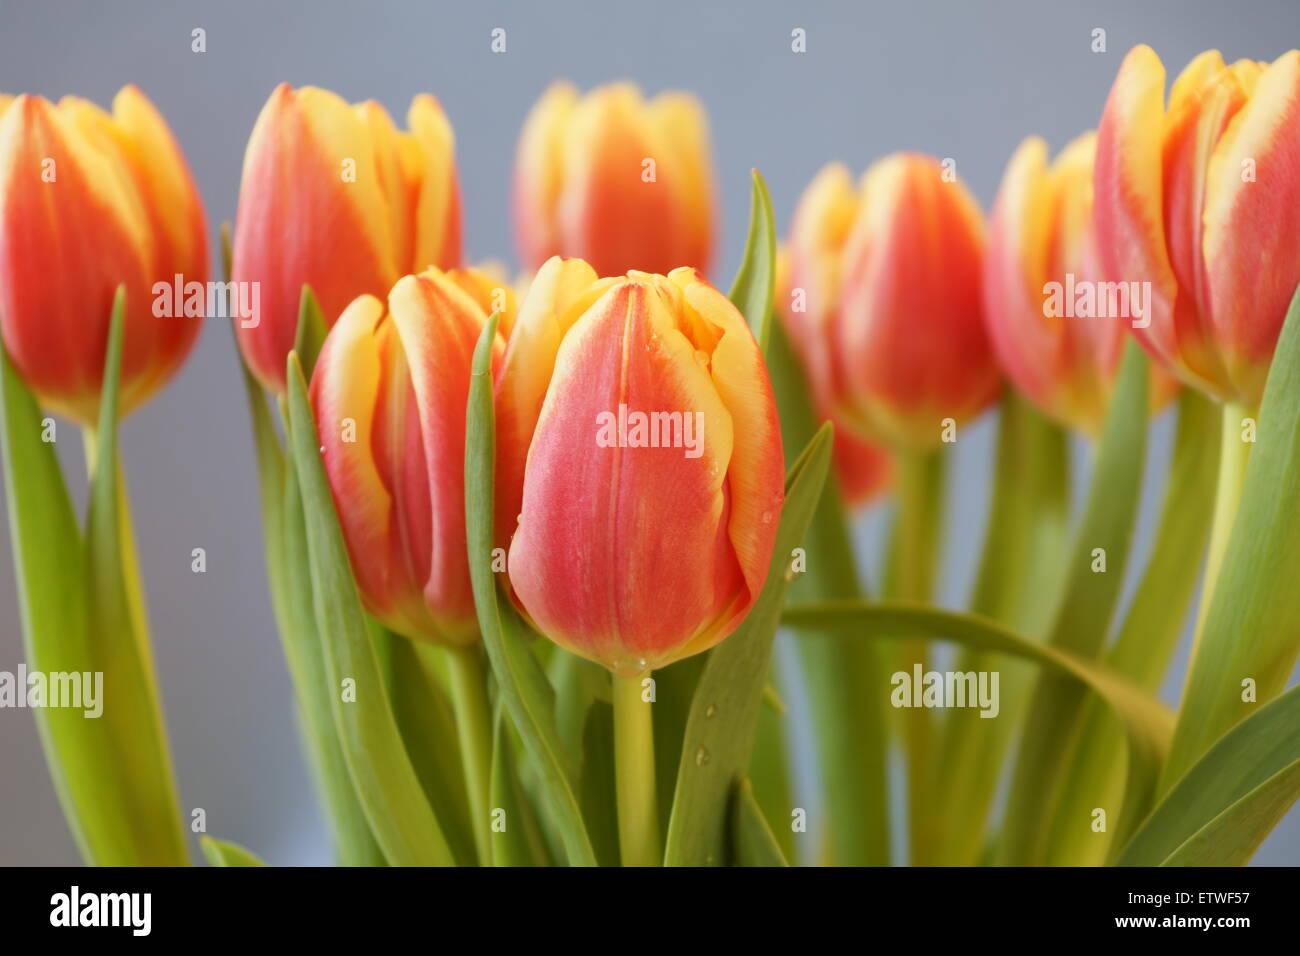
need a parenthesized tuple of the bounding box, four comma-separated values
(728, 169, 777, 352)
(464, 314, 597, 867)
(731, 778, 789, 867)
(285, 353, 456, 866)
(200, 837, 266, 867)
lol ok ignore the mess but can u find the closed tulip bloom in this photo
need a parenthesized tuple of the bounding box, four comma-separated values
(1095, 45, 1300, 406)
(496, 260, 784, 674)
(985, 133, 1178, 432)
(310, 269, 497, 645)
(446, 262, 520, 339)
(0, 87, 207, 423)
(513, 82, 715, 278)
(784, 154, 998, 451)
(235, 84, 462, 392)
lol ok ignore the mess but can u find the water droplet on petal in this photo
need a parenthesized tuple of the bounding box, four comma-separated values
(761, 510, 773, 524)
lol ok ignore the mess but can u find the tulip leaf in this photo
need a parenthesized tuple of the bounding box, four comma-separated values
(1164, 283, 1300, 782)
(285, 352, 457, 866)
(731, 778, 789, 867)
(82, 287, 189, 865)
(779, 599, 1175, 839)
(1047, 388, 1220, 865)
(463, 313, 598, 867)
(997, 340, 1149, 865)
(294, 285, 328, 380)
(768, 319, 890, 865)
(728, 169, 777, 353)
(1116, 683, 1300, 866)
(663, 423, 832, 866)
(199, 837, 266, 867)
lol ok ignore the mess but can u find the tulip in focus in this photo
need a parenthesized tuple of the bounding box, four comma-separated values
(1094, 45, 1300, 407)
(984, 132, 1177, 433)
(0, 87, 208, 423)
(783, 153, 998, 451)
(310, 269, 499, 645)
(513, 82, 715, 278)
(495, 258, 784, 675)
(235, 84, 462, 393)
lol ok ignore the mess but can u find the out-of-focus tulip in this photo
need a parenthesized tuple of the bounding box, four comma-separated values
(495, 258, 784, 675)
(513, 82, 715, 278)
(235, 84, 462, 393)
(310, 269, 498, 645)
(0, 87, 207, 423)
(784, 154, 998, 450)
(1095, 45, 1300, 407)
(775, 245, 893, 505)
(985, 133, 1178, 432)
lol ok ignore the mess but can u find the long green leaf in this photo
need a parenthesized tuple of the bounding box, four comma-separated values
(663, 423, 832, 866)
(770, 318, 891, 866)
(1164, 283, 1300, 782)
(997, 341, 1149, 865)
(1117, 684, 1300, 866)
(1048, 389, 1220, 864)
(780, 599, 1174, 834)
(463, 313, 597, 867)
(728, 169, 777, 352)
(488, 709, 552, 866)
(285, 353, 456, 866)
(200, 837, 266, 867)
(83, 287, 188, 865)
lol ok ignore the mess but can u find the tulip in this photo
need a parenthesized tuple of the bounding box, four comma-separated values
(776, 245, 892, 507)
(235, 84, 462, 392)
(0, 87, 207, 423)
(1094, 45, 1300, 407)
(310, 268, 497, 646)
(513, 82, 715, 278)
(783, 154, 998, 451)
(495, 258, 784, 676)
(984, 132, 1177, 432)
(446, 262, 519, 339)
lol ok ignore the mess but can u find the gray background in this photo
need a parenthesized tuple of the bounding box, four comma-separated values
(1, 0, 1298, 866)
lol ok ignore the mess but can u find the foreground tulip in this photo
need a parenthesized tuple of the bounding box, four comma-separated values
(0, 87, 207, 423)
(985, 132, 1177, 432)
(496, 258, 784, 675)
(1095, 45, 1300, 406)
(311, 270, 495, 646)
(235, 84, 462, 392)
(513, 82, 715, 278)
(783, 154, 998, 451)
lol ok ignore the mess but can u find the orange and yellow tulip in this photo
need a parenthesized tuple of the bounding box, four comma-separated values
(234, 84, 462, 392)
(310, 270, 498, 646)
(513, 82, 715, 278)
(783, 153, 998, 450)
(984, 133, 1177, 432)
(495, 258, 784, 675)
(0, 87, 207, 423)
(1094, 45, 1300, 406)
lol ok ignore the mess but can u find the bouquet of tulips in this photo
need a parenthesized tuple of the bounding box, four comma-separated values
(4, 44, 1300, 869)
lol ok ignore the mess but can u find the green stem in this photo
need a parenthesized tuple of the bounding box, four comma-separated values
(894, 446, 945, 865)
(444, 642, 495, 866)
(613, 670, 660, 866)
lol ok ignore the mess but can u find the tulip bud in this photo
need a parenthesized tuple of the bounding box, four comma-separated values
(775, 245, 892, 506)
(513, 82, 715, 278)
(783, 154, 998, 451)
(984, 133, 1178, 432)
(496, 261, 784, 674)
(235, 84, 462, 393)
(310, 270, 498, 645)
(445, 262, 519, 339)
(0, 87, 207, 423)
(1095, 46, 1300, 406)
